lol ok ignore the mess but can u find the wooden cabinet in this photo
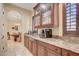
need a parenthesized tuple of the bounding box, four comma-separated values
(37, 41, 46, 56)
(46, 43, 62, 56)
(34, 4, 41, 15)
(24, 36, 37, 56)
(62, 49, 79, 56)
(28, 38, 38, 56)
(33, 4, 42, 28)
(41, 3, 59, 28)
(37, 40, 61, 56)
(41, 4, 52, 26)
(28, 38, 33, 52)
(24, 36, 29, 48)
(32, 39, 37, 56)
(24, 36, 26, 46)
(34, 15, 41, 28)
(37, 44, 46, 56)
(24, 35, 79, 56)
(33, 3, 59, 28)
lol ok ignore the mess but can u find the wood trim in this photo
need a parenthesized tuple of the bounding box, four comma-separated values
(33, 3, 40, 9)
(33, 3, 42, 28)
(51, 3, 54, 27)
(62, 48, 79, 56)
(57, 3, 59, 27)
(76, 4, 79, 35)
(41, 24, 53, 28)
(53, 3, 59, 27)
(63, 3, 79, 37)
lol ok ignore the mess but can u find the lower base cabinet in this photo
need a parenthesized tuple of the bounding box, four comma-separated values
(28, 38, 37, 56)
(28, 39, 33, 53)
(32, 40, 37, 56)
(24, 35, 79, 56)
(24, 36, 29, 48)
(37, 44, 46, 56)
(37, 40, 61, 56)
(62, 49, 79, 56)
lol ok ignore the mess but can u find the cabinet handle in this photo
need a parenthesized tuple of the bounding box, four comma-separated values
(55, 48, 58, 51)
(1, 35, 4, 39)
(67, 53, 70, 56)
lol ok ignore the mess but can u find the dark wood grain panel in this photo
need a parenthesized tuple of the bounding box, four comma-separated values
(62, 49, 79, 56)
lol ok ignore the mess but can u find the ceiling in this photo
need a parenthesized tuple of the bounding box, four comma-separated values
(11, 3, 37, 11)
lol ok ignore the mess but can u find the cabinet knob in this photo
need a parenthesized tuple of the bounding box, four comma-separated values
(67, 53, 70, 56)
(55, 48, 58, 51)
(1, 35, 4, 39)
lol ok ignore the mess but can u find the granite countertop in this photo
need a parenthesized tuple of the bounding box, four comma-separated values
(24, 34, 79, 53)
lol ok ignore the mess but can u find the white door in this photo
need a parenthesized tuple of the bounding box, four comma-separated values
(0, 4, 7, 55)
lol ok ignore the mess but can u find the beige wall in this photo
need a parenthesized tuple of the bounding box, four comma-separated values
(4, 4, 33, 33)
(52, 4, 63, 37)
(4, 4, 33, 43)
(59, 4, 63, 36)
(6, 20, 22, 33)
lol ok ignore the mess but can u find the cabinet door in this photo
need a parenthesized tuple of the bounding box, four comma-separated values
(32, 41, 37, 56)
(34, 16, 41, 27)
(42, 4, 52, 26)
(62, 49, 79, 56)
(24, 36, 29, 48)
(34, 4, 40, 15)
(28, 39, 33, 52)
(24, 36, 26, 46)
(69, 52, 79, 56)
(25, 38, 29, 48)
(47, 49, 61, 56)
(37, 44, 46, 56)
(42, 11, 51, 25)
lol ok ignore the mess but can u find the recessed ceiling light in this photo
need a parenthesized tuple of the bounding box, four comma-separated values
(41, 4, 46, 9)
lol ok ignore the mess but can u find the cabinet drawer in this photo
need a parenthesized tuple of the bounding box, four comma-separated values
(47, 49, 61, 56)
(37, 40, 61, 55)
(37, 44, 46, 56)
(62, 49, 79, 56)
(46, 44, 61, 54)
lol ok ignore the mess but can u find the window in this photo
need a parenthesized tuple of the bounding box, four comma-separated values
(66, 3, 76, 31)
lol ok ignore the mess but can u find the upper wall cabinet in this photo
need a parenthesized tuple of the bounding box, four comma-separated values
(41, 4, 52, 27)
(34, 15, 41, 28)
(33, 4, 41, 28)
(34, 4, 41, 16)
(33, 3, 59, 28)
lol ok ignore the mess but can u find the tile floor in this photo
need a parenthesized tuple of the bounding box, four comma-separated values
(4, 40, 33, 56)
